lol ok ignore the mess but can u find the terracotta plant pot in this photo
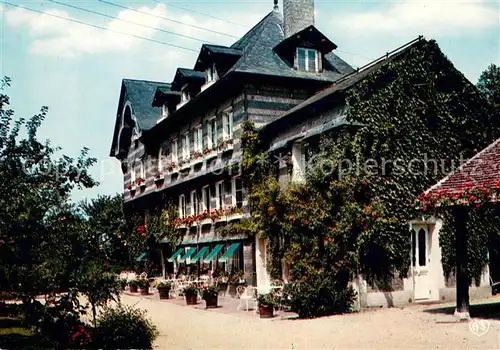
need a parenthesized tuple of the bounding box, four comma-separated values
(204, 295, 218, 309)
(129, 285, 138, 293)
(185, 295, 197, 305)
(140, 286, 149, 295)
(259, 305, 274, 319)
(158, 287, 170, 300)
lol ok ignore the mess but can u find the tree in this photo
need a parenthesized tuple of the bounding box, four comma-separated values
(80, 194, 129, 267)
(477, 64, 500, 112)
(0, 76, 98, 317)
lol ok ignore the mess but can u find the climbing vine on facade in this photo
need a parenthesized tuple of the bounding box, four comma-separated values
(240, 39, 500, 291)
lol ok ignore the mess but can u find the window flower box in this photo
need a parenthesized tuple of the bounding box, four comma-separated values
(165, 162, 178, 173)
(154, 172, 164, 182)
(126, 183, 137, 192)
(179, 159, 191, 171)
(136, 177, 146, 189)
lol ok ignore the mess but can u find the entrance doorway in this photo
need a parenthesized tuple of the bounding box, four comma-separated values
(412, 226, 430, 300)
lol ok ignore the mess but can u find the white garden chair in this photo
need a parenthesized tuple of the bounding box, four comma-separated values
(237, 286, 257, 314)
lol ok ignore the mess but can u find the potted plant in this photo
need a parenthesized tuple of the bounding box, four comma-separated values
(183, 285, 198, 305)
(201, 285, 219, 309)
(257, 293, 275, 319)
(137, 278, 150, 295)
(136, 177, 146, 189)
(129, 279, 139, 293)
(156, 281, 172, 300)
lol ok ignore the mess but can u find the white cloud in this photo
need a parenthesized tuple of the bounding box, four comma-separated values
(4, 3, 262, 58)
(331, 0, 499, 37)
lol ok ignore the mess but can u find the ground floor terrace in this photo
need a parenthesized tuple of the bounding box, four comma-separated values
(118, 292, 500, 349)
(155, 217, 492, 308)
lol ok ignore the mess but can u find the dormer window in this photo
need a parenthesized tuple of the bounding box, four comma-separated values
(181, 88, 190, 103)
(161, 104, 168, 118)
(207, 64, 218, 83)
(296, 48, 320, 72)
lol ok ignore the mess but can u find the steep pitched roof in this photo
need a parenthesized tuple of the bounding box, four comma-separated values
(109, 79, 169, 156)
(193, 44, 242, 71)
(122, 79, 170, 130)
(171, 68, 205, 91)
(227, 11, 354, 81)
(274, 37, 424, 121)
(152, 86, 180, 108)
(425, 137, 500, 196)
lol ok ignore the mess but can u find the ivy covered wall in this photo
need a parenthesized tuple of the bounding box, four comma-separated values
(242, 39, 500, 289)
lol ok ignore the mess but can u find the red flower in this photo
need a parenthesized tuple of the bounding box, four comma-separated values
(303, 220, 309, 225)
(103, 263, 109, 268)
(363, 225, 367, 231)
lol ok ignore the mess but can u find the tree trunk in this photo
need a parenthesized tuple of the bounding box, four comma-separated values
(452, 205, 470, 319)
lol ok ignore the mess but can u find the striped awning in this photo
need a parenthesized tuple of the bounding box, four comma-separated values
(178, 247, 197, 263)
(189, 246, 210, 264)
(136, 252, 147, 262)
(202, 244, 224, 263)
(218, 243, 241, 263)
(167, 248, 184, 262)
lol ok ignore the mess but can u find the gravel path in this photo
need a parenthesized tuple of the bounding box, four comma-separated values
(119, 294, 500, 349)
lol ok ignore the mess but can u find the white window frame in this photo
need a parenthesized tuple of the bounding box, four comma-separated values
(190, 190, 198, 216)
(171, 139, 178, 163)
(182, 133, 190, 160)
(179, 194, 186, 218)
(207, 66, 214, 83)
(162, 104, 168, 118)
(222, 108, 233, 140)
(215, 181, 225, 210)
(202, 185, 211, 212)
(139, 160, 145, 179)
(158, 146, 163, 172)
(130, 165, 136, 183)
(208, 117, 217, 149)
(296, 47, 319, 72)
(232, 176, 243, 208)
(194, 125, 203, 152)
(181, 88, 190, 103)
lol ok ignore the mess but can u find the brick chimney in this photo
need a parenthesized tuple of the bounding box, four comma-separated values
(283, 0, 315, 38)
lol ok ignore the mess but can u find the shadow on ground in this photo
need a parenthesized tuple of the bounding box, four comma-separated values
(424, 301, 500, 319)
(0, 317, 51, 350)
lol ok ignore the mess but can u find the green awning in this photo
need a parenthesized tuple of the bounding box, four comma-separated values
(218, 243, 241, 263)
(178, 247, 197, 263)
(136, 252, 147, 262)
(167, 248, 184, 262)
(189, 246, 210, 264)
(202, 244, 224, 263)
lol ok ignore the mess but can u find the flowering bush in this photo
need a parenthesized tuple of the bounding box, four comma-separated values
(137, 225, 146, 236)
(418, 181, 500, 213)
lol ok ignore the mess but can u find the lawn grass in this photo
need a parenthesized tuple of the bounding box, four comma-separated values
(0, 317, 52, 349)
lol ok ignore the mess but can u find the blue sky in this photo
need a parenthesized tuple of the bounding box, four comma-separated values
(1, 0, 499, 202)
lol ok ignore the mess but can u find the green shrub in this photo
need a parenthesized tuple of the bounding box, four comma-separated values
(183, 285, 198, 297)
(257, 293, 275, 308)
(285, 271, 356, 318)
(93, 304, 158, 349)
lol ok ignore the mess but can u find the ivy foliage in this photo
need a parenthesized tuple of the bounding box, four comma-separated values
(241, 39, 500, 295)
